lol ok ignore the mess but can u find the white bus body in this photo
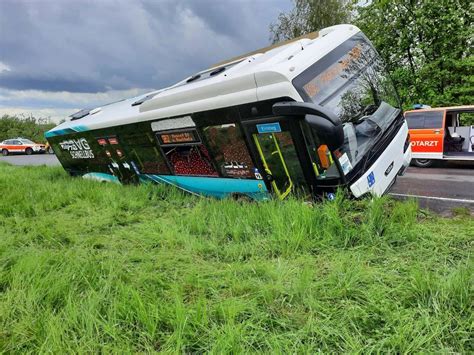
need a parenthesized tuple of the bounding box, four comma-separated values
(46, 25, 411, 200)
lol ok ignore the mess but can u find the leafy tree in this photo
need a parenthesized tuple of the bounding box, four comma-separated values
(270, 0, 354, 43)
(270, 0, 473, 109)
(356, 0, 473, 109)
(0, 115, 55, 143)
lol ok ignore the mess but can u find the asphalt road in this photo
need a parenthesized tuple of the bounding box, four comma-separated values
(0, 154, 60, 166)
(1, 154, 473, 215)
(389, 163, 474, 215)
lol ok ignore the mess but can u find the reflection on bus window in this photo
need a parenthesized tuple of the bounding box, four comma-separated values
(163, 144, 218, 176)
(254, 131, 307, 197)
(90, 135, 138, 184)
(303, 40, 399, 120)
(271, 132, 307, 187)
(311, 144, 340, 179)
(202, 124, 255, 178)
(302, 124, 340, 180)
(119, 132, 170, 174)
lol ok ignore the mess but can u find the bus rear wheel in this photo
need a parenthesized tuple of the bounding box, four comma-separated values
(413, 159, 433, 168)
(1, 149, 8, 156)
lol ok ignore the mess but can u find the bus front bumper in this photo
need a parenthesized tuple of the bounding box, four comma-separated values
(349, 122, 411, 198)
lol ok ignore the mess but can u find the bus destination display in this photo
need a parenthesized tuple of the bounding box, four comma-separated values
(159, 131, 199, 145)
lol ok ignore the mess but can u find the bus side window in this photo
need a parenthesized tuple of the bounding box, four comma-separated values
(118, 132, 170, 175)
(201, 124, 255, 178)
(157, 129, 218, 177)
(301, 123, 340, 179)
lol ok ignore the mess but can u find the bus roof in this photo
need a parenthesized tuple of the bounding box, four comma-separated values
(405, 105, 474, 114)
(209, 31, 320, 69)
(46, 24, 361, 138)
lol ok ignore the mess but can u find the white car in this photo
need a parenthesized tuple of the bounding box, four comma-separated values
(0, 138, 47, 156)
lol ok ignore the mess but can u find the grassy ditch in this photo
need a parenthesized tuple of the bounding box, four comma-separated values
(0, 163, 472, 352)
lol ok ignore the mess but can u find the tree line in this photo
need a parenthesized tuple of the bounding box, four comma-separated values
(270, 0, 473, 110)
(0, 115, 55, 143)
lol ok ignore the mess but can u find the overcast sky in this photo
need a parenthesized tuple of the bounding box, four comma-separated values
(0, 0, 291, 122)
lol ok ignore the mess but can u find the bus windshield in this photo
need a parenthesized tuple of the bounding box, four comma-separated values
(294, 35, 401, 174)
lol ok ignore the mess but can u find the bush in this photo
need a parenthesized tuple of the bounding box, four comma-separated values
(0, 114, 56, 143)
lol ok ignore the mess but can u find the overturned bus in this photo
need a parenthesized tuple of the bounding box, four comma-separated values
(46, 25, 411, 200)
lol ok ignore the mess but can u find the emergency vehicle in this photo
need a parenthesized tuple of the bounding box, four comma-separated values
(0, 138, 47, 156)
(405, 105, 474, 167)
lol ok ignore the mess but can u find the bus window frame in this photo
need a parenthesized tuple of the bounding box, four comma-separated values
(156, 127, 221, 177)
(199, 122, 257, 180)
(299, 120, 346, 185)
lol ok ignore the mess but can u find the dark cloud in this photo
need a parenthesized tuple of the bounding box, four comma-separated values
(0, 72, 107, 93)
(0, 0, 290, 94)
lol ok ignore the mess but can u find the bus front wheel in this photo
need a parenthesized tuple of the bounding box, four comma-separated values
(413, 159, 433, 168)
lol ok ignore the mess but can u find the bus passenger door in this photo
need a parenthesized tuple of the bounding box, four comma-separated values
(242, 119, 311, 199)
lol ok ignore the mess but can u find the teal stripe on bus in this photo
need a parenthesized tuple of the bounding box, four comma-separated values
(144, 174, 269, 200)
(79, 172, 268, 200)
(45, 125, 89, 138)
(82, 172, 120, 183)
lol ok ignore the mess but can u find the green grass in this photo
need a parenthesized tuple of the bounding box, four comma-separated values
(0, 163, 472, 353)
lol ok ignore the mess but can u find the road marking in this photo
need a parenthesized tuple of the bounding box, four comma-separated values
(389, 192, 474, 204)
(401, 172, 474, 183)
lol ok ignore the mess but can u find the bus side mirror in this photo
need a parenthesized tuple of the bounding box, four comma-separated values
(272, 101, 344, 150)
(305, 114, 344, 151)
(272, 101, 341, 126)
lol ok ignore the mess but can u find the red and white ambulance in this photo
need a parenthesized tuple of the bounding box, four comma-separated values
(0, 138, 46, 156)
(405, 105, 474, 167)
